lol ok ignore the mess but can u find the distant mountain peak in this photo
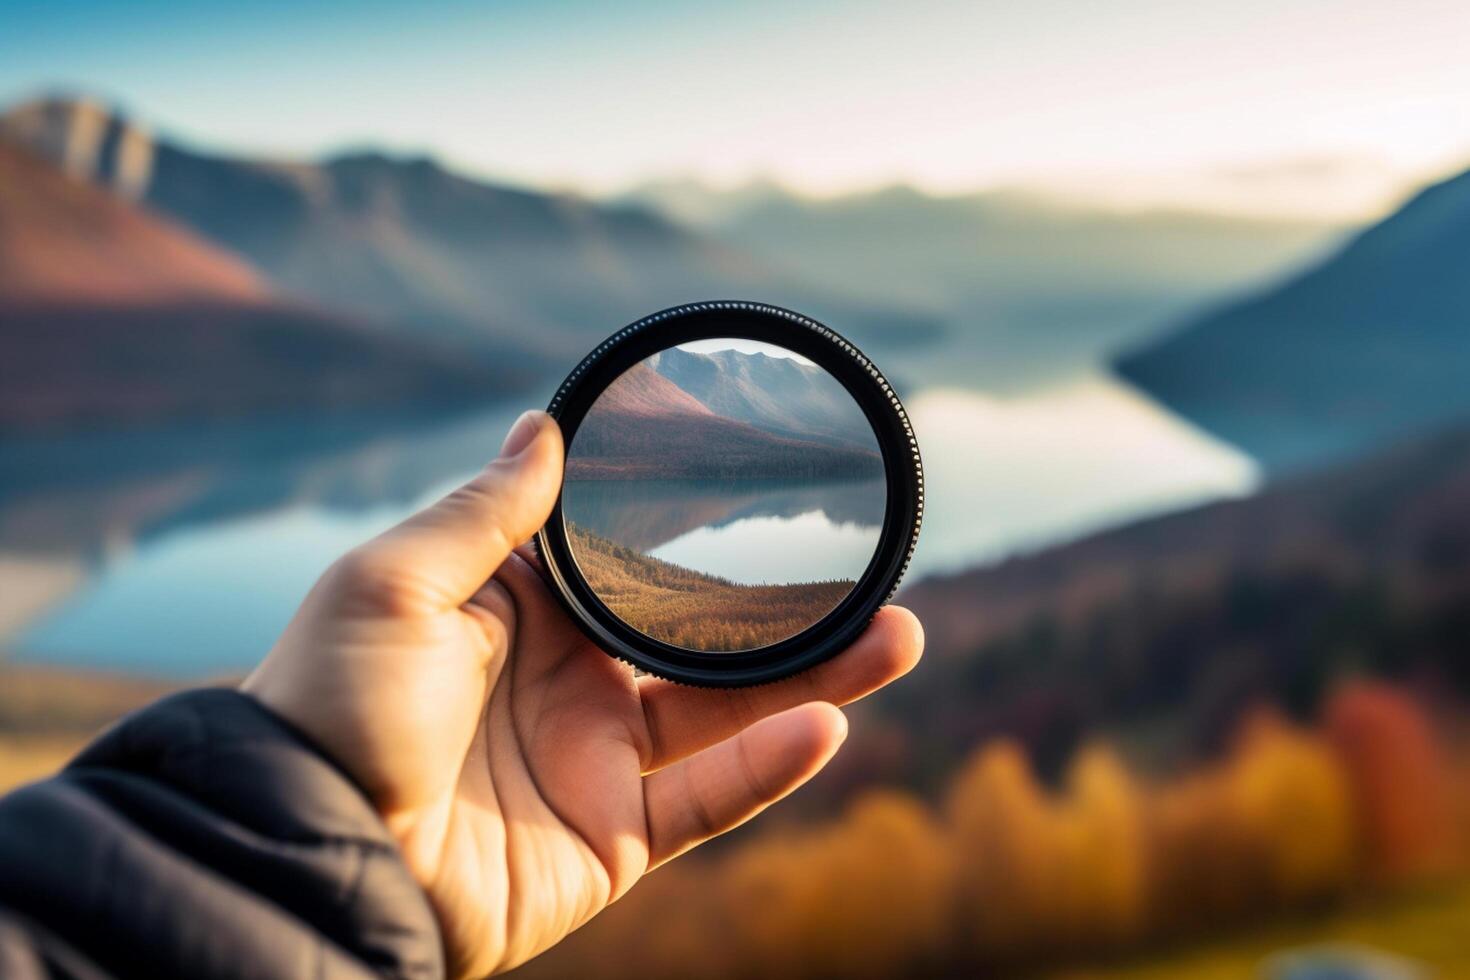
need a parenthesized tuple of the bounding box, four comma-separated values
(324, 148, 445, 174)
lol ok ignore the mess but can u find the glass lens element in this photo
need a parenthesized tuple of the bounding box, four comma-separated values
(563, 338, 885, 652)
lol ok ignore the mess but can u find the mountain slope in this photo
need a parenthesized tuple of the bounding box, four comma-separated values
(0, 142, 506, 432)
(1, 97, 940, 360)
(649, 346, 874, 448)
(567, 362, 882, 479)
(882, 420, 1470, 790)
(1116, 165, 1470, 475)
(0, 142, 264, 306)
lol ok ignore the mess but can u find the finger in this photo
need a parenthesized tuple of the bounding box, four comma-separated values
(643, 702, 847, 868)
(344, 411, 564, 608)
(636, 605, 922, 772)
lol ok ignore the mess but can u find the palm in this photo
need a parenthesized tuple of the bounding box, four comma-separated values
(425, 568, 654, 977)
(244, 413, 922, 978)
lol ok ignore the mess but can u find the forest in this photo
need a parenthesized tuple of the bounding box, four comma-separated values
(520, 677, 1470, 978)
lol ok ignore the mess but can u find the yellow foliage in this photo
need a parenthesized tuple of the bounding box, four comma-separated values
(723, 791, 951, 979)
(1227, 711, 1357, 904)
(1056, 745, 1149, 944)
(522, 692, 1459, 979)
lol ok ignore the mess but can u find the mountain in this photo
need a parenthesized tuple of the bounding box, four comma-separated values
(0, 141, 507, 433)
(648, 346, 874, 448)
(582, 360, 717, 421)
(566, 362, 882, 479)
(626, 180, 1345, 390)
(1116, 165, 1470, 475)
(1, 97, 941, 361)
(0, 142, 264, 306)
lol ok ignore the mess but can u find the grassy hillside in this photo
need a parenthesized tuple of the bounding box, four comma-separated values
(568, 523, 852, 651)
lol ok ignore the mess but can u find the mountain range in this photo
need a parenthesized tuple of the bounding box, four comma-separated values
(0, 97, 941, 367)
(1117, 163, 1470, 475)
(566, 358, 882, 480)
(626, 179, 1346, 389)
(648, 346, 874, 448)
(0, 141, 503, 433)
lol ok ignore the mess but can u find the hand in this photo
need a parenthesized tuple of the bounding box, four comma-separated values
(243, 411, 924, 977)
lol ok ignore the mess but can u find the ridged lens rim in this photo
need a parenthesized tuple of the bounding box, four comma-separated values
(533, 301, 923, 687)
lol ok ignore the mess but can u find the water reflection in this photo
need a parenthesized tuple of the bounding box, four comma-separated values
(563, 477, 885, 586)
(561, 477, 885, 555)
(1, 373, 1259, 676)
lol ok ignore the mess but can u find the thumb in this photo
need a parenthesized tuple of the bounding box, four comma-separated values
(353, 410, 564, 608)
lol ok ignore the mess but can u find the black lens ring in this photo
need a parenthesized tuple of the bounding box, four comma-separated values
(532, 301, 924, 687)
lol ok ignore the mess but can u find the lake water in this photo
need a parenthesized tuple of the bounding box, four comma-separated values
(562, 477, 886, 586)
(0, 371, 1257, 677)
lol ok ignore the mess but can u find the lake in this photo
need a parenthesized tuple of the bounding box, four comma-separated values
(562, 477, 887, 586)
(0, 371, 1257, 676)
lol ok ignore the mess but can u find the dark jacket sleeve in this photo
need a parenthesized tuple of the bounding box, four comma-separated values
(0, 689, 444, 980)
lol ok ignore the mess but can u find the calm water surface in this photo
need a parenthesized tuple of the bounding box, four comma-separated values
(563, 477, 885, 586)
(1, 373, 1257, 676)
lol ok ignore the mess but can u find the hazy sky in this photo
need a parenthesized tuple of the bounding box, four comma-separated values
(5, 0, 1468, 216)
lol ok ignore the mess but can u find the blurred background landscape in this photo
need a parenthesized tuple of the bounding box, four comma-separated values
(3, 1, 1469, 975)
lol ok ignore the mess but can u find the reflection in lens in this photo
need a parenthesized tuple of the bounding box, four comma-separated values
(563, 338, 885, 652)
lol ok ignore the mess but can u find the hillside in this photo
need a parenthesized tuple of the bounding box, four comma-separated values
(567, 523, 852, 651)
(875, 422, 1470, 791)
(0, 142, 264, 305)
(566, 362, 884, 479)
(0, 142, 510, 432)
(1, 97, 941, 360)
(1117, 165, 1470, 474)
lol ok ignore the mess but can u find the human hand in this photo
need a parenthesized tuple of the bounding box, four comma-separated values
(242, 411, 924, 977)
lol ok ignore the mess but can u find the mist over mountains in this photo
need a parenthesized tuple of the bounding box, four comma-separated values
(627, 179, 1346, 389)
(7, 90, 1469, 491)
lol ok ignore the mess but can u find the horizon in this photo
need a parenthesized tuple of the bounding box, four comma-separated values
(5, 0, 1467, 221)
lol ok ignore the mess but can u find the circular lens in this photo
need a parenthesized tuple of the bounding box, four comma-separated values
(562, 338, 886, 652)
(535, 302, 921, 687)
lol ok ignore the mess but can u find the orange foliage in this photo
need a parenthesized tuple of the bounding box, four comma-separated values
(1325, 679, 1460, 882)
(722, 792, 951, 979)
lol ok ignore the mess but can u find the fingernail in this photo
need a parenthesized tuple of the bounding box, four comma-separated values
(499, 410, 544, 459)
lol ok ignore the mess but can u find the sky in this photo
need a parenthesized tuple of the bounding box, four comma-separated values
(4, 0, 1469, 218)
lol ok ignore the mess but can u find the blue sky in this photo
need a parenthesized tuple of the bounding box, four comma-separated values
(4, 0, 1468, 214)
